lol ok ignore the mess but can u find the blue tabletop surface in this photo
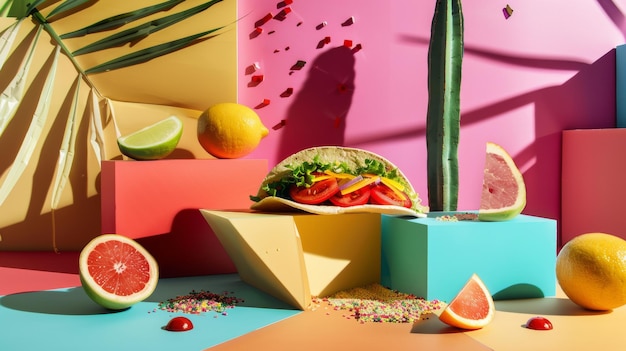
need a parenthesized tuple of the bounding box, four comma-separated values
(0, 274, 300, 351)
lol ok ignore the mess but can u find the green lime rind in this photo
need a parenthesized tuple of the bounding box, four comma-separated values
(117, 116, 183, 160)
(79, 234, 159, 310)
(477, 201, 525, 222)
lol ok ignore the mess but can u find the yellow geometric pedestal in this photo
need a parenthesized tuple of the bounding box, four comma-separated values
(199, 210, 381, 310)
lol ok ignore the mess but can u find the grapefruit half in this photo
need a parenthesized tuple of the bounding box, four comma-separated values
(478, 142, 526, 221)
(439, 274, 495, 330)
(79, 234, 159, 310)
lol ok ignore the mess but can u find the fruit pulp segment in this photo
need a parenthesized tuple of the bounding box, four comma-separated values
(450, 278, 490, 320)
(481, 153, 518, 209)
(87, 241, 151, 296)
(119, 118, 180, 148)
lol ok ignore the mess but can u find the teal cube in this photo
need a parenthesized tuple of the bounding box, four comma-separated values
(381, 212, 557, 302)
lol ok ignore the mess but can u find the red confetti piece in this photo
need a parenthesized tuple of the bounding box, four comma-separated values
(343, 39, 353, 48)
(351, 43, 362, 53)
(255, 13, 273, 27)
(284, 0, 293, 4)
(341, 16, 355, 26)
(292, 60, 306, 69)
(324, 36, 331, 44)
(255, 99, 271, 109)
(249, 27, 263, 39)
(272, 120, 287, 130)
(280, 87, 294, 97)
(251, 74, 264, 83)
(275, 7, 291, 20)
(316, 21, 328, 30)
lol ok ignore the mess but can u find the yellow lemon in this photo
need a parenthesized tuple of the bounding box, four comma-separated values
(556, 233, 626, 311)
(197, 102, 269, 159)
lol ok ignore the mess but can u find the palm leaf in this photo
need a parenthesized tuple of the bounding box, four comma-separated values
(0, 18, 22, 70)
(0, 0, 13, 16)
(0, 44, 60, 206)
(73, 0, 223, 56)
(60, 0, 185, 39)
(85, 26, 225, 74)
(51, 74, 81, 210)
(87, 89, 104, 163)
(0, 24, 42, 138)
(23, 0, 46, 18)
(46, 0, 94, 19)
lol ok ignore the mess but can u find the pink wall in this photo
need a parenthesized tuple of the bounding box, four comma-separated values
(236, 0, 622, 233)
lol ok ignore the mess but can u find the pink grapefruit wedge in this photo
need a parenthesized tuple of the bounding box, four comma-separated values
(79, 234, 159, 310)
(439, 274, 495, 330)
(478, 142, 526, 221)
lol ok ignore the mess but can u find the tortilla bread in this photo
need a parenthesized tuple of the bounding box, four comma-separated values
(251, 146, 428, 217)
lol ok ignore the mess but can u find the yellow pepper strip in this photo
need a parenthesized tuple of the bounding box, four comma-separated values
(311, 174, 332, 182)
(340, 177, 378, 195)
(380, 176, 405, 192)
(380, 177, 408, 199)
(324, 170, 355, 179)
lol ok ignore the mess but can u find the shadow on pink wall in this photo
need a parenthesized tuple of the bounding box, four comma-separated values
(275, 46, 355, 161)
(397, 34, 615, 248)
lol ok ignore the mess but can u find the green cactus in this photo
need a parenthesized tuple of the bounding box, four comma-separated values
(426, 0, 464, 211)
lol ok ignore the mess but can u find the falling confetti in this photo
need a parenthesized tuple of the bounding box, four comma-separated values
(290, 60, 307, 70)
(503, 4, 513, 19)
(280, 87, 294, 97)
(255, 12, 273, 27)
(272, 119, 287, 130)
(342, 16, 355, 26)
(316, 21, 328, 30)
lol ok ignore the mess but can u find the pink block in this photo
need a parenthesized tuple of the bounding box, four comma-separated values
(562, 129, 626, 246)
(0, 252, 80, 295)
(101, 159, 267, 277)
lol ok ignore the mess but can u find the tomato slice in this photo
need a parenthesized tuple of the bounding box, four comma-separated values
(370, 184, 412, 208)
(329, 186, 371, 207)
(289, 178, 340, 205)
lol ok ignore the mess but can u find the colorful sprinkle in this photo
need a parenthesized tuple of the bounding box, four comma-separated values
(158, 290, 244, 315)
(311, 284, 445, 323)
(435, 213, 478, 221)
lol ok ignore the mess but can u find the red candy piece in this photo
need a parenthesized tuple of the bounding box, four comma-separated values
(165, 316, 194, 332)
(525, 316, 553, 330)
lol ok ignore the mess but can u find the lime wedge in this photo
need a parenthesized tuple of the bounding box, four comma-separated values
(117, 116, 183, 160)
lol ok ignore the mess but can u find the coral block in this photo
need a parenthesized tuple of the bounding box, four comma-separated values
(381, 213, 557, 303)
(562, 129, 626, 244)
(101, 159, 267, 277)
(200, 210, 381, 310)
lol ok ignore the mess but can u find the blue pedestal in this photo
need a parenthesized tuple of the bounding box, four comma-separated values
(381, 212, 557, 302)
